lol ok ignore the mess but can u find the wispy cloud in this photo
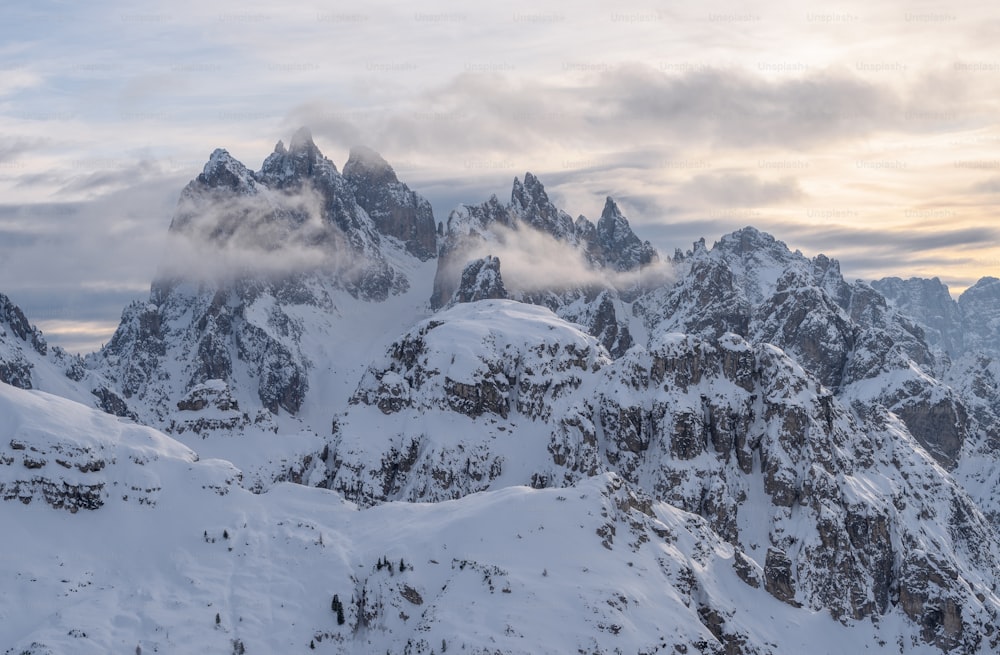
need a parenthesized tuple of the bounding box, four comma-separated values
(2, 0, 1000, 345)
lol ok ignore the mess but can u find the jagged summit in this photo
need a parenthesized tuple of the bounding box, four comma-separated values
(592, 196, 658, 272)
(344, 145, 396, 180)
(197, 148, 255, 192)
(260, 127, 335, 184)
(92, 131, 439, 435)
(714, 225, 791, 254)
(343, 144, 437, 261)
(0, 292, 46, 357)
(510, 171, 576, 240)
(288, 125, 316, 152)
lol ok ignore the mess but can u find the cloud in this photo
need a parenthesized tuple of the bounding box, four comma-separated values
(0, 135, 45, 163)
(680, 172, 805, 206)
(31, 319, 123, 355)
(0, 175, 186, 352)
(292, 65, 908, 163)
(158, 183, 377, 285)
(970, 177, 1000, 194)
(441, 221, 674, 299)
(763, 220, 1000, 254)
(0, 67, 43, 97)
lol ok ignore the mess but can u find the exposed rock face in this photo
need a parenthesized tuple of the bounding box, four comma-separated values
(873, 276, 964, 357)
(636, 226, 965, 469)
(451, 256, 507, 304)
(764, 548, 799, 606)
(0, 292, 46, 389)
(0, 293, 46, 357)
(100, 280, 316, 421)
(509, 172, 577, 242)
(588, 197, 658, 273)
(330, 301, 610, 506)
(344, 145, 437, 261)
(959, 277, 1000, 354)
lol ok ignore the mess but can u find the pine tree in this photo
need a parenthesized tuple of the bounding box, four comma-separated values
(331, 594, 345, 625)
(215, 612, 221, 626)
(223, 529, 229, 540)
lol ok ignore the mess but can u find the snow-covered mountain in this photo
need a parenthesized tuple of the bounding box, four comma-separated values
(3, 131, 1000, 654)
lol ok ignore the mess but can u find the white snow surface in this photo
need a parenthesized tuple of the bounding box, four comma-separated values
(0, 383, 957, 655)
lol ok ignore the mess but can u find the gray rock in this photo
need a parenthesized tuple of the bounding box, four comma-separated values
(452, 256, 507, 304)
(344, 145, 437, 261)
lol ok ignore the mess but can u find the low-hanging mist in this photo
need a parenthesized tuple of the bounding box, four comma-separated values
(156, 184, 377, 286)
(445, 221, 675, 298)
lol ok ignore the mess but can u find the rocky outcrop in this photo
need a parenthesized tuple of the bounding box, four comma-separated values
(0, 293, 46, 357)
(451, 256, 507, 304)
(329, 301, 610, 506)
(0, 292, 47, 389)
(0, 384, 238, 512)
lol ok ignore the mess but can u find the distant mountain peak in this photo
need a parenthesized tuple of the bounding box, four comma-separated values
(510, 172, 575, 241)
(593, 196, 657, 272)
(343, 145, 437, 261)
(288, 126, 316, 153)
(198, 148, 254, 191)
(344, 145, 399, 184)
(600, 195, 621, 219)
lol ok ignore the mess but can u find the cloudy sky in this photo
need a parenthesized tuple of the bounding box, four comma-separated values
(2, 0, 999, 353)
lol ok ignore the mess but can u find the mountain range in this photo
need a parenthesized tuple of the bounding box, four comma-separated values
(2, 128, 999, 654)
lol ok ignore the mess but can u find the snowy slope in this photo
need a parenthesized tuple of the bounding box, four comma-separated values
(3, 383, 991, 655)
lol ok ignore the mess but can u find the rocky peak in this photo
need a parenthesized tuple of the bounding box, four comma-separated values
(344, 145, 437, 261)
(592, 197, 658, 272)
(510, 172, 575, 240)
(343, 145, 398, 185)
(703, 227, 807, 306)
(259, 126, 335, 186)
(0, 293, 46, 357)
(0, 292, 47, 390)
(288, 126, 318, 155)
(197, 148, 256, 192)
(714, 226, 787, 257)
(811, 254, 852, 310)
(960, 276, 1000, 353)
(597, 197, 627, 239)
